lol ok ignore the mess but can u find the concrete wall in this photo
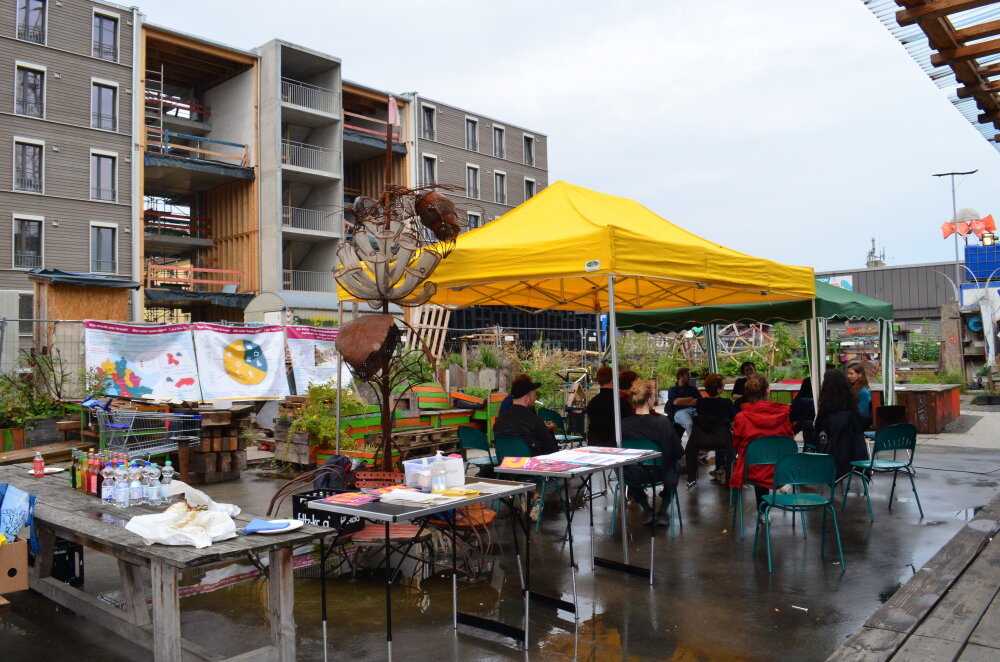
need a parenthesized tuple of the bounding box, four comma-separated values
(817, 261, 958, 322)
(204, 68, 257, 163)
(257, 40, 282, 293)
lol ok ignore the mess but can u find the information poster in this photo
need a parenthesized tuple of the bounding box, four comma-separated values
(285, 326, 351, 393)
(84, 321, 202, 401)
(192, 324, 289, 401)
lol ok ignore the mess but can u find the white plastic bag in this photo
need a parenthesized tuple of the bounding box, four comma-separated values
(124, 481, 241, 548)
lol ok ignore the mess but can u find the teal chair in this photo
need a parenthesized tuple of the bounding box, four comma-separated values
(732, 436, 798, 540)
(538, 407, 585, 448)
(494, 434, 569, 532)
(458, 425, 497, 476)
(841, 423, 922, 521)
(753, 452, 846, 573)
(610, 438, 682, 538)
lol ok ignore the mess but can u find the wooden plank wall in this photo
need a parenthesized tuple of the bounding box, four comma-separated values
(357, 155, 407, 198)
(203, 179, 259, 294)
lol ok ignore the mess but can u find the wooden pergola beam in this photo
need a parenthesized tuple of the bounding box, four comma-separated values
(957, 78, 1000, 98)
(897, 0, 998, 27)
(954, 17, 1000, 42)
(931, 35, 1000, 66)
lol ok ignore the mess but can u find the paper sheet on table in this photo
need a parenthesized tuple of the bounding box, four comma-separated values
(463, 482, 518, 494)
(378, 490, 465, 505)
(580, 446, 648, 455)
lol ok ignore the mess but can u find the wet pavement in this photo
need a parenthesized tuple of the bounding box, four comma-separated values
(3, 416, 999, 661)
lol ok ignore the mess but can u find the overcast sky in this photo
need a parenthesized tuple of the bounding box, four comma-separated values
(137, 0, 1000, 273)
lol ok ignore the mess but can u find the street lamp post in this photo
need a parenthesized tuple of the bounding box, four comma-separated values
(933, 169, 978, 298)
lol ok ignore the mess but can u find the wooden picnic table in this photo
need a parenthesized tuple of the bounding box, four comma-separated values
(0, 464, 326, 662)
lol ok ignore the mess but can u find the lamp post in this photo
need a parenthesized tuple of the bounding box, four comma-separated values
(933, 169, 978, 298)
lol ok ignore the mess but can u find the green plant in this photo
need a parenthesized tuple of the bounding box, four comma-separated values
(771, 323, 802, 368)
(461, 386, 491, 401)
(905, 320, 941, 363)
(510, 338, 579, 408)
(477, 345, 501, 370)
(0, 350, 64, 428)
(82, 366, 113, 397)
(287, 380, 370, 449)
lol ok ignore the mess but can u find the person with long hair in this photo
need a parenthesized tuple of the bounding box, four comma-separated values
(846, 362, 872, 422)
(729, 374, 794, 508)
(621, 379, 684, 526)
(816, 369, 869, 480)
(731, 361, 757, 406)
(685, 373, 734, 487)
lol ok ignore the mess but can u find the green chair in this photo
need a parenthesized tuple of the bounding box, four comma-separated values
(458, 425, 497, 476)
(494, 434, 568, 532)
(731, 436, 798, 540)
(841, 423, 922, 521)
(538, 407, 585, 448)
(610, 438, 682, 538)
(753, 452, 846, 573)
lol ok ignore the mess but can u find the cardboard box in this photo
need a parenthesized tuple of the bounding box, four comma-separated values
(0, 539, 29, 594)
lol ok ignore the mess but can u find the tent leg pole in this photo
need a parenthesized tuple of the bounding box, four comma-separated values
(607, 275, 629, 564)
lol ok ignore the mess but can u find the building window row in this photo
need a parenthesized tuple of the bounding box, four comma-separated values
(12, 215, 117, 274)
(13, 138, 118, 202)
(15, 1, 120, 62)
(423, 104, 538, 166)
(15, 65, 119, 131)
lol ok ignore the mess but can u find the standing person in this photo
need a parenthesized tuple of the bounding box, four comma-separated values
(685, 373, 735, 488)
(846, 362, 873, 423)
(493, 378, 558, 455)
(729, 374, 793, 510)
(586, 366, 632, 445)
(621, 380, 684, 526)
(816, 369, 869, 481)
(667, 367, 701, 439)
(732, 361, 757, 407)
(499, 373, 533, 415)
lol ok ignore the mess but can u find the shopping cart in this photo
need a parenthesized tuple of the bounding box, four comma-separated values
(94, 409, 202, 459)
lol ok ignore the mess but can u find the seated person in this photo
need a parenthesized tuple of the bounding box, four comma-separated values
(729, 374, 793, 510)
(731, 361, 757, 408)
(586, 366, 633, 445)
(493, 378, 558, 456)
(667, 367, 701, 439)
(498, 373, 533, 415)
(621, 380, 684, 526)
(816, 369, 869, 481)
(619, 370, 639, 413)
(685, 373, 735, 487)
(789, 376, 816, 448)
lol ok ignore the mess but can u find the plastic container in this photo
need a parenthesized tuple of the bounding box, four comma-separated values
(403, 456, 434, 490)
(444, 454, 465, 488)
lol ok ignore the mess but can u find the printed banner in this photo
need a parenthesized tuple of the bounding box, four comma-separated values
(285, 326, 351, 393)
(192, 324, 289, 401)
(84, 321, 202, 401)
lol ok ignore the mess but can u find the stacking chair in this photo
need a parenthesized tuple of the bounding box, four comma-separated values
(494, 434, 569, 532)
(457, 425, 497, 477)
(841, 423, 922, 521)
(610, 438, 682, 538)
(538, 407, 585, 448)
(731, 436, 798, 540)
(753, 453, 845, 573)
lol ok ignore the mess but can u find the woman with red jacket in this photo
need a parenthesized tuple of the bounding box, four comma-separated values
(729, 374, 794, 507)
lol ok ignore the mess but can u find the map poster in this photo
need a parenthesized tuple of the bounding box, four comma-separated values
(84, 321, 201, 401)
(285, 326, 351, 393)
(192, 324, 289, 401)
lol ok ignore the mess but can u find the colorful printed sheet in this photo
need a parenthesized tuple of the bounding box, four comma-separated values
(285, 325, 351, 393)
(321, 492, 378, 506)
(192, 324, 289, 401)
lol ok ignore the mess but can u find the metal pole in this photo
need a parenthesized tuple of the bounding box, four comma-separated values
(933, 169, 977, 300)
(335, 301, 344, 453)
(607, 275, 629, 565)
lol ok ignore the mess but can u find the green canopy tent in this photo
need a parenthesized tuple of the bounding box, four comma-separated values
(617, 281, 896, 405)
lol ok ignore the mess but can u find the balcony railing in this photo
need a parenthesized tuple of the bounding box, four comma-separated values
(145, 89, 211, 122)
(17, 24, 44, 44)
(144, 210, 212, 238)
(282, 269, 336, 292)
(344, 110, 402, 142)
(15, 176, 42, 193)
(93, 42, 117, 61)
(281, 139, 336, 172)
(282, 206, 340, 233)
(91, 259, 116, 273)
(91, 186, 116, 202)
(145, 262, 241, 292)
(147, 127, 249, 167)
(14, 253, 42, 269)
(15, 100, 42, 118)
(281, 78, 339, 115)
(92, 112, 116, 131)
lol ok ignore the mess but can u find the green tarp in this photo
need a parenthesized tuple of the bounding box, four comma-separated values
(617, 281, 892, 331)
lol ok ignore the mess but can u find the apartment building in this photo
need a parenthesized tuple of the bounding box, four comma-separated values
(411, 95, 548, 230)
(0, 0, 138, 323)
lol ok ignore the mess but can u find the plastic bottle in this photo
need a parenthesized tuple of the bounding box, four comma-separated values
(113, 462, 130, 508)
(160, 461, 175, 502)
(147, 463, 163, 506)
(128, 461, 145, 505)
(88, 455, 100, 496)
(100, 462, 115, 504)
(76, 451, 87, 491)
(69, 449, 79, 489)
(33, 451, 45, 477)
(430, 451, 447, 492)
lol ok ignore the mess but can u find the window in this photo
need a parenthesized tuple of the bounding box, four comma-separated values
(494, 171, 506, 204)
(18, 293, 33, 335)
(15, 65, 44, 118)
(90, 224, 117, 273)
(16, 0, 45, 44)
(91, 152, 116, 201)
(523, 135, 535, 166)
(92, 13, 118, 61)
(524, 178, 536, 200)
(493, 126, 505, 158)
(91, 82, 117, 130)
(467, 213, 481, 230)
(465, 118, 478, 151)
(421, 105, 436, 140)
(13, 217, 42, 269)
(422, 155, 437, 185)
(14, 140, 43, 193)
(466, 165, 480, 199)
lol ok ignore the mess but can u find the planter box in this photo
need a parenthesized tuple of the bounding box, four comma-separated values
(1, 428, 25, 452)
(25, 417, 60, 447)
(273, 440, 312, 465)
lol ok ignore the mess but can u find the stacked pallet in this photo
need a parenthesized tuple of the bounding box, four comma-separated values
(185, 406, 254, 484)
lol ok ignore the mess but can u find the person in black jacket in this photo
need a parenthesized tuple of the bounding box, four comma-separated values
(685, 373, 735, 487)
(815, 369, 869, 481)
(586, 366, 632, 445)
(493, 378, 558, 456)
(621, 380, 684, 526)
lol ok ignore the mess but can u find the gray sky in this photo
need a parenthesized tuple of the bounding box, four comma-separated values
(137, 0, 1000, 273)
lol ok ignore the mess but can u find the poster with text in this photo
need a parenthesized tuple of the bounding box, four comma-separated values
(286, 326, 351, 393)
(192, 324, 289, 401)
(84, 321, 201, 401)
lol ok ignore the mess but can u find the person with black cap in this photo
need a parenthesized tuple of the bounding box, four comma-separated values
(493, 378, 559, 456)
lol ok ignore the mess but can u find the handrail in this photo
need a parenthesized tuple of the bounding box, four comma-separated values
(146, 126, 248, 167)
(281, 78, 339, 115)
(344, 110, 402, 142)
(145, 261, 241, 290)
